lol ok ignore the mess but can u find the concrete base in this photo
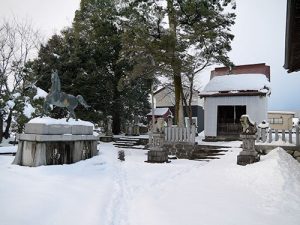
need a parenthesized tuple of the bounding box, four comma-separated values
(13, 120, 98, 167)
(146, 150, 169, 163)
(237, 154, 260, 166)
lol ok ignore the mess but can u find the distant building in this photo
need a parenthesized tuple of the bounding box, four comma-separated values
(200, 63, 271, 141)
(268, 111, 295, 130)
(146, 108, 173, 121)
(153, 86, 204, 133)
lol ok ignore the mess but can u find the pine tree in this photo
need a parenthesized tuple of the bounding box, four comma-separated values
(26, 0, 151, 134)
(119, 0, 236, 125)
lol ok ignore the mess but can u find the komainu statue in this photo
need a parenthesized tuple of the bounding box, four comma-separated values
(42, 70, 90, 121)
(240, 115, 257, 135)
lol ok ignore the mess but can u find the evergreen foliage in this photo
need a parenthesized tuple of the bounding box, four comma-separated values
(26, 0, 151, 134)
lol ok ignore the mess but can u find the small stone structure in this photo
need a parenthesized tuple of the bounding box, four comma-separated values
(13, 118, 98, 167)
(237, 115, 260, 165)
(100, 115, 113, 142)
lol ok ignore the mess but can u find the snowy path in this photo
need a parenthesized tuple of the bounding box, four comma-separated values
(0, 143, 300, 225)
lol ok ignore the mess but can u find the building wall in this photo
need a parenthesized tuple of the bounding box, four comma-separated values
(268, 113, 294, 130)
(211, 63, 270, 81)
(204, 96, 268, 137)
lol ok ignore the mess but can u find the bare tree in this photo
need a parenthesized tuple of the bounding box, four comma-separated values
(0, 18, 41, 141)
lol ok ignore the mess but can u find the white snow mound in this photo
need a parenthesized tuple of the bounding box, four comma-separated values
(28, 117, 94, 127)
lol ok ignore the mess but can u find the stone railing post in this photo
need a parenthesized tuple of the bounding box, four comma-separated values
(275, 129, 279, 141)
(268, 129, 273, 143)
(296, 126, 300, 146)
(282, 130, 286, 142)
(289, 129, 293, 144)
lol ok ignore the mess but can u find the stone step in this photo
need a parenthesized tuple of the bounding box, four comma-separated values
(0, 152, 16, 156)
(114, 141, 137, 145)
(119, 138, 140, 141)
(114, 143, 135, 147)
(190, 146, 229, 160)
(115, 146, 146, 150)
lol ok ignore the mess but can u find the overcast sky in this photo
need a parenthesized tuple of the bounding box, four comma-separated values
(1, 0, 299, 110)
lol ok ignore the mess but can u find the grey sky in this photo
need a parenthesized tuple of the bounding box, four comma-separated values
(1, 0, 299, 110)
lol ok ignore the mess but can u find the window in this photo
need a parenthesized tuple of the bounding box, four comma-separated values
(268, 118, 283, 124)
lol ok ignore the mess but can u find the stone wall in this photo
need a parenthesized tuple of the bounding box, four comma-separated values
(163, 142, 195, 159)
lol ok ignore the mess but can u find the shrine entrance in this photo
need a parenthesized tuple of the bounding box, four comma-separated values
(217, 105, 246, 136)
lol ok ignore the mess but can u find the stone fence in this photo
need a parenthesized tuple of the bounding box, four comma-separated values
(256, 126, 300, 162)
(149, 125, 196, 146)
(256, 126, 300, 145)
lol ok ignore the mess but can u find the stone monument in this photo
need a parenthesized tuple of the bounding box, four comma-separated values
(237, 115, 260, 165)
(147, 118, 169, 163)
(13, 71, 97, 166)
(13, 118, 98, 166)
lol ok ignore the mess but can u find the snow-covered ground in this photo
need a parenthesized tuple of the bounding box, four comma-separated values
(0, 142, 299, 225)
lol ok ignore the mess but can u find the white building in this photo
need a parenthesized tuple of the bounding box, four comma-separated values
(200, 63, 271, 141)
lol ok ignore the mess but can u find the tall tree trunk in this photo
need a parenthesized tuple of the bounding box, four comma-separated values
(167, 0, 184, 126)
(188, 76, 194, 126)
(0, 114, 3, 143)
(4, 110, 12, 139)
(112, 85, 121, 135)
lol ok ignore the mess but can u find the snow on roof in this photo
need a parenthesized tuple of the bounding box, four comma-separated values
(203, 74, 271, 94)
(268, 111, 295, 115)
(147, 108, 170, 116)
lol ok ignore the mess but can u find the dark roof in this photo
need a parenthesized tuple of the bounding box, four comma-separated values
(199, 91, 267, 98)
(284, 0, 300, 73)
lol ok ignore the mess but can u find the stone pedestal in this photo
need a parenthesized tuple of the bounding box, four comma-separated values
(13, 120, 98, 167)
(237, 134, 260, 166)
(146, 132, 169, 163)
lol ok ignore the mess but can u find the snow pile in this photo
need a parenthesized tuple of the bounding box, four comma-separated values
(203, 74, 271, 94)
(0, 146, 17, 154)
(0, 144, 299, 225)
(28, 117, 94, 127)
(23, 101, 35, 118)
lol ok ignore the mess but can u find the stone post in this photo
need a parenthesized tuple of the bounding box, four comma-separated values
(282, 130, 286, 142)
(275, 129, 279, 141)
(289, 129, 293, 144)
(268, 129, 273, 143)
(296, 126, 300, 146)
